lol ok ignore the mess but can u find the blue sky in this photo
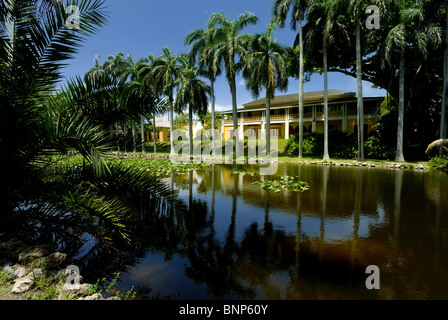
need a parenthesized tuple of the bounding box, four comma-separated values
(61, 0, 386, 113)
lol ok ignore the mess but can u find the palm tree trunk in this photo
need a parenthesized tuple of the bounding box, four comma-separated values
(440, 6, 448, 155)
(298, 20, 304, 159)
(132, 120, 136, 152)
(141, 115, 145, 153)
(116, 122, 120, 154)
(189, 104, 193, 156)
(211, 80, 216, 157)
(153, 113, 157, 154)
(123, 121, 127, 153)
(395, 48, 405, 162)
(169, 94, 175, 155)
(266, 94, 271, 157)
(230, 77, 241, 158)
(323, 43, 330, 161)
(356, 15, 365, 161)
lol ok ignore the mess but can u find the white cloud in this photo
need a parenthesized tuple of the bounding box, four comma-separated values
(238, 79, 246, 87)
(211, 103, 232, 112)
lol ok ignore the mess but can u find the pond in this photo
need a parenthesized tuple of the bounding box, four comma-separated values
(114, 162, 448, 300)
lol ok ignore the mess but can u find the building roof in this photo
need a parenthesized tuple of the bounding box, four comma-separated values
(155, 116, 170, 128)
(221, 90, 359, 114)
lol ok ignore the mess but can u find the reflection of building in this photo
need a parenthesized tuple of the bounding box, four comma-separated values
(220, 90, 384, 140)
(148, 116, 170, 142)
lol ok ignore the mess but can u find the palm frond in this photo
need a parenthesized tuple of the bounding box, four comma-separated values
(425, 139, 448, 155)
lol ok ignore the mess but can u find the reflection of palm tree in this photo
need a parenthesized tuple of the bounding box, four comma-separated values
(320, 165, 329, 260)
(225, 174, 239, 255)
(350, 168, 362, 283)
(393, 169, 403, 256)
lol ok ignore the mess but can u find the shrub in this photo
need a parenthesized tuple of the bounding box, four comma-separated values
(286, 130, 357, 158)
(429, 147, 448, 170)
(364, 136, 396, 160)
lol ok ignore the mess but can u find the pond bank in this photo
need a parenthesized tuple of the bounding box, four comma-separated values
(111, 152, 430, 171)
(0, 240, 121, 300)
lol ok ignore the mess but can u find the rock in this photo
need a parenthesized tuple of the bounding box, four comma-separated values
(12, 277, 34, 294)
(78, 293, 105, 300)
(2, 264, 14, 276)
(18, 245, 51, 263)
(32, 252, 67, 269)
(13, 265, 26, 278)
(58, 283, 92, 300)
(0, 240, 27, 260)
(28, 268, 45, 280)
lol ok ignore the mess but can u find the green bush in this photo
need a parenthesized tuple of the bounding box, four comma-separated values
(364, 136, 396, 160)
(286, 130, 357, 158)
(429, 147, 448, 170)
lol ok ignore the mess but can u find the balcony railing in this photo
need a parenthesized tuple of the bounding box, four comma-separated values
(222, 107, 379, 124)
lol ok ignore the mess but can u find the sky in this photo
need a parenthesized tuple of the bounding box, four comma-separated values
(61, 0, 387, 114)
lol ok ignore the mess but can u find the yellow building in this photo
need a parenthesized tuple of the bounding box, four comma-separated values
(221, 90, 383, 140)
(147, 116, 170, 142)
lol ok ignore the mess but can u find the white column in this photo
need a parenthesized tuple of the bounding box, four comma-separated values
(261, 110, 266, 139)
(239, 112, 244, 141)
(285, 108, 290, 139)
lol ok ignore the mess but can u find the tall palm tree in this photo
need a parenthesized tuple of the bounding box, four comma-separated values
(242, 18, 289, 157)
(175, 55, 210, 156)
(349, 0, 367, 161)
(208, 12, 258, 158)
(440, 1, 448, 155)
(150, 47, 184, 155)
(185, 23, 222, 156)
(305, 0, 349, 160)
(274, 0, 308, 159)
(382, 0, 442, 162)
(86, 53, 153, 153)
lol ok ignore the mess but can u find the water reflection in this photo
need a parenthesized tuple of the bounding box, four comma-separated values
(83, 163, 448, 300)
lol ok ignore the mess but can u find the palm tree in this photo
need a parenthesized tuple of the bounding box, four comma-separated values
(150, 47, 184, 155)
(208, 12, 258, 158)
(242, 18, 289, 157)
(0, 0, 179, 245)
(137, 54, 170, 154)
(185, 23, 222, 156)
(305, 0, 349, 160)
(175, 55, 210, 156)
(382, 0, 442, 162)
(440, 1, 448, 155)
(349, 0, 367, 161)
(86, 53, 155, 153)
(274, 0, 308, 159)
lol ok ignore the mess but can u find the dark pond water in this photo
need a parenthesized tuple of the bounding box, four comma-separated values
(117, 163, 448, 300)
